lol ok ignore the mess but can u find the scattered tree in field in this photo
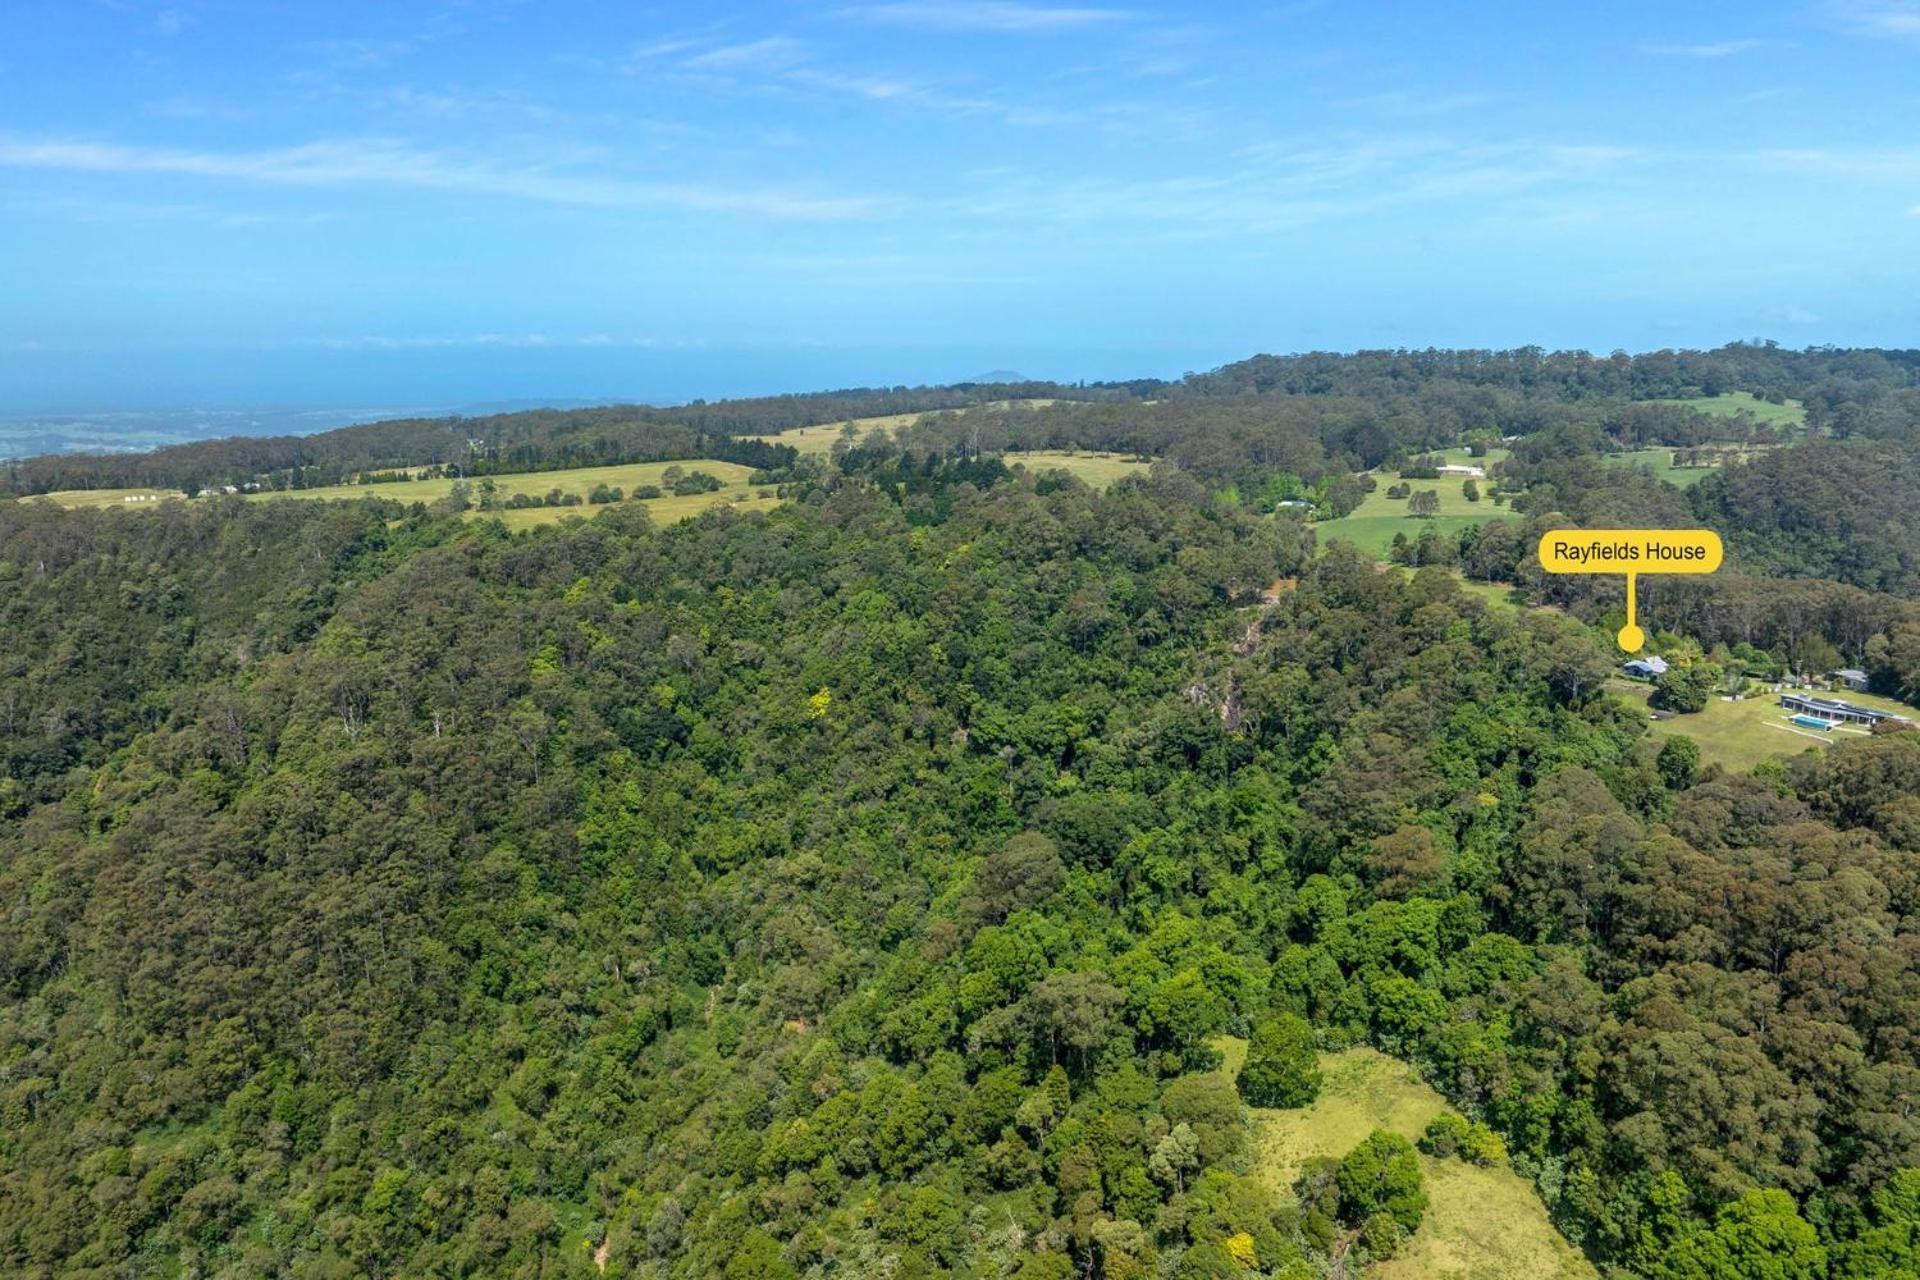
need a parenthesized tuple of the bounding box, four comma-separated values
(1337, 1131, 1428, 1235)
(1409, 489, 1440, 517)
(1237, 1013, 1321, 1108)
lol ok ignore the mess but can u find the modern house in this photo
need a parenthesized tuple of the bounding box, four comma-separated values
(1779, 692, 1896, 728)
(1623, 656, 1670, 679)
(1831, 668, 1870, 692)
(1436, 464, 1486, 478)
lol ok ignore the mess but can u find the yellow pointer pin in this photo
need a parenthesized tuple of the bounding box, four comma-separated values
(1536, 529, 1724, 652)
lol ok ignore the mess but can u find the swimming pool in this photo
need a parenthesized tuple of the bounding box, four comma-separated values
(1791, 714, 1835, 731)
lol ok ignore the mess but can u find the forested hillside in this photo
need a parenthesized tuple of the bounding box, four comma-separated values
(0, 381, 1100, 497)
(3, 440, 1919, 1278)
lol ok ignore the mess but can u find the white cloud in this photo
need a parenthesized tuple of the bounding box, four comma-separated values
(838, 3, 1130, 33)
(1641, 38, 1762, 58)
(1830, 1, 1920, 39)
(681, 36, 811, 72)
(0, 136, 894, 220)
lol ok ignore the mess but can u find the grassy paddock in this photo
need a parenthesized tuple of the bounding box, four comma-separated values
(1603, 443, 1778, 488)
(1005, 450, 1149, 490)
(1649, 390, 1806, 429)
(1313, 465, 1512, 559)
(250, 459, 759, 508)
(745, 398, 1061, 455)
(489, 490, 779, 530)
(29, 488, 183, 510)
(1315, 513, 1507, 559)
(1217, 1038, 1596, 1280)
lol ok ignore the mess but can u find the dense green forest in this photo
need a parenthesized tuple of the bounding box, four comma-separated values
(4, 346, 1920, 1279)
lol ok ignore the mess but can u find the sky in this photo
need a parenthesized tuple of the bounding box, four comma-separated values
(2, 0, 1920, 413)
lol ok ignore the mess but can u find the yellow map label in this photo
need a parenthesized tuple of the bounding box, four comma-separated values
(1535, 528, 1723, 652)
(1537, 529, 1722, 574)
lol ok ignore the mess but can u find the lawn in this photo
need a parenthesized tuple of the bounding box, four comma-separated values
(1648, 391, 1806, 430)
(1610, 679, 1918, 773)
(1005, 450, 1149, 489)
(1217, 1038, 1596, 1280)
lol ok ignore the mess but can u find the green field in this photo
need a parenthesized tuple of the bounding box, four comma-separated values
(1005, 450, 1149, 489)
(1313, 464, 1513, 558)
(252, 458, 759, 509)
(1649, 390, 1806, 429)
(1611, 679, 1918, 773)
(1449, 571, 1524, 611)
(1603, 443, 1778, 488)
(1434, 445, 1511, 468)
(1218, 1039, 1596, 1280)
(490, 489, 779, 530)
(744, 413, 928, 454)
(31, 460, 771, 528)
(30, 487, 182, 509)
(746, 398, 1061, 455)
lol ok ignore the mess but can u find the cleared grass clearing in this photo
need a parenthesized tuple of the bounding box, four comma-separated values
(1449, 572, 1524, 611)
(1315, 513, 1508, 559)
(1313, 466, 1514, 558)
(250, 459, 758, 508)
(1217, 1039, 1595, 1280)
(1650, 390, 1806, 429)
(747, 415, 925, 455)
(1610, 679, 1918, 773)
(491, 490, 779, 530)
(745, 398, 1061, 454)
(1603, 444, 1778, 488)
(1433, 446, 1511, 468)
(1005, 450, 1149, 489)
(29, 487, 182, 510)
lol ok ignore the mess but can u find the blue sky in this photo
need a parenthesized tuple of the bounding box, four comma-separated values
(2, 0, 1919, 411)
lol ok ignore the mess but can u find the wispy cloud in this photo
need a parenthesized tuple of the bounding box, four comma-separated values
(956, 136, 1651, 235)
(1336, 89, 1499, 117)
(634, 29, 1151, 132)
(1, 192, 334, 228)
(838, 2, 1130, 33)
(1748, 145, 1920, 182)
(1830, 1, 1920, 39)
(1641, 38, 1762, 57)
(152, 8, 196, 39)
(0, 136, 893, 220)
(682, 36, 812, 72)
